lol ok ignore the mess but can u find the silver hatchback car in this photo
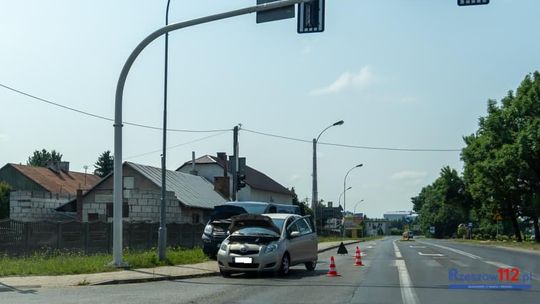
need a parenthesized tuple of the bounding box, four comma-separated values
(217, 213, 318, 277)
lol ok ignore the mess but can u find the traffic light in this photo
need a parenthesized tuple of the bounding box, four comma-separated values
(457, 0, 489, 6)
(237, 173, 247, 191)
(297, 0, 325, 33)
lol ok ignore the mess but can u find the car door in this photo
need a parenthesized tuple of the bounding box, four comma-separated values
(285, 218, 304, 264)
(296, 218, 317, 262)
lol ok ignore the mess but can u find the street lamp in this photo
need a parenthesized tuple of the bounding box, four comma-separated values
(312, 120, 344, 232)
(158, 0, 172, 262)
(337, 186, 352, 206)
(343, 163, 362, 237)
(353, 199, 364, 215)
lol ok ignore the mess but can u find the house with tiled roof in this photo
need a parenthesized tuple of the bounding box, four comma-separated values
(177, 153, 294, 205)
(56, 162, 227, 223)
(0, 161, 101, 221)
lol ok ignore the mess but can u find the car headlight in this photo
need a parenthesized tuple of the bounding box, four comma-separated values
(264, 242, 278, 254)
(204, 224, 213, 235)
(220, 240, 229, 251)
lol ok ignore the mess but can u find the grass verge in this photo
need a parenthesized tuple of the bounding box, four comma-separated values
(453, 239, 540, 251)
(0, 247, 208, 277)
(318, 235, 382, 243)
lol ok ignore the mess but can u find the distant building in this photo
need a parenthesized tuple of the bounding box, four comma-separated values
(56, 162, 227, 224)
(177, 153, 294, 204)
(0, 162, 100, 221)
(383, 211, 418, 222)
(364, 219, 389, 236)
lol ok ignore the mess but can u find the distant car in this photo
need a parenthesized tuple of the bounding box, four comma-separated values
(201, 201, 301, 257)
(217, 213, 317, 277)
(408, 231, 414, 239)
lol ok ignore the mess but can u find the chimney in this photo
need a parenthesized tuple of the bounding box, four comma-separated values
(328, 202, 333, 208)
(59, 161, 69, 172)
(216, 152, 227, 161)
(189, 151, 198, 175)
(47, 160, 60, 173)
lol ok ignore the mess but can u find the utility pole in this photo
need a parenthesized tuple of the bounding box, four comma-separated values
(232, 125, 239, 201)
(312, 138, 317, 231)
(111, 0, 317, 267)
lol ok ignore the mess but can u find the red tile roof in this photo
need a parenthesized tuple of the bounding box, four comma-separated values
(9, 163, 101, 194)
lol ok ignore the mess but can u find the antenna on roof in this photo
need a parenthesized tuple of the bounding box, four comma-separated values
(83, 165, 88, 185)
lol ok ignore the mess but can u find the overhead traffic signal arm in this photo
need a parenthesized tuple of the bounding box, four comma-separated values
(457, 0, 489, 6)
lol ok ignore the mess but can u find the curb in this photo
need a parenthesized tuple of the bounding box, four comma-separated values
(93, 240, 366, 286)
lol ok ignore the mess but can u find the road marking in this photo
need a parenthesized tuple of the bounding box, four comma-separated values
(393, 241, 420, 304)
(424, 260, 442, 267)
(393, 240, 402, 258)
(366, 246, 374, 249)
(484, 261, 512, 269)
(409, 246, 426, 249)
(451, 260, 469, 267)
(418, 252, 444, 257)
(417, 241, 482, 260)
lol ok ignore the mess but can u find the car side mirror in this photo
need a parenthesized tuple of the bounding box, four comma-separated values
(289, 231, 300, 238)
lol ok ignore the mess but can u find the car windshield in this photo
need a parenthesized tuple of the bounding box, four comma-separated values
(231, 227, 279, 238)
(270, 218, 286, 232)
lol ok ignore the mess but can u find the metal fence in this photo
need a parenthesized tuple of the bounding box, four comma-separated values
(0, 219, 204, 256)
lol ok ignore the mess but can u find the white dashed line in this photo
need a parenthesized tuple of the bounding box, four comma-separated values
(417, 241, 482, 260)
(418, 252, 444, 257)
(393, 240, 420, 304)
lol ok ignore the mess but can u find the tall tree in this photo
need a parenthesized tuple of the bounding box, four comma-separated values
(94, 150, 114, 178)
(412, 167, 470, 238)
(27, 149, 63, 167)
(462, 72, 540, 242)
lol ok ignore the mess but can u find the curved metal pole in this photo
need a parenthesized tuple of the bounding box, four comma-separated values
(112, 0, 310, 267)
(343, 163, 362, 237)
(158, 0, 171, 262)
(312, 120, 343, 233)
(337, 186, 351, 206)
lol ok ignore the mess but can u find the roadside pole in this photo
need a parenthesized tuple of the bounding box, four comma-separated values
(111, 0, 318, 267)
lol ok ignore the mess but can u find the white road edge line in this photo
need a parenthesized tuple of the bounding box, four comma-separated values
(393, 240, 420, 304)
(418, 252, 444, 257)
(393, 240, 402, 258)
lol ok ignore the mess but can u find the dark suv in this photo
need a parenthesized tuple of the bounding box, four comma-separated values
(202, 201, 301, 257)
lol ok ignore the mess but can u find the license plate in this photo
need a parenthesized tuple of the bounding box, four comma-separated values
(234, 257, 253, 264)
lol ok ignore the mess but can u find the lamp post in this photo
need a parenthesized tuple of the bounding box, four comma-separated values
(338, 186, 352, 206)
(158, 0, 172, 262)
(312, 120, 344, 232)
(343, 163, 362, 237)
(353, 199, 364, 214)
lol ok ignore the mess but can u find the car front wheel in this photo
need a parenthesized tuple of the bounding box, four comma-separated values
(278, 254, 290, 276)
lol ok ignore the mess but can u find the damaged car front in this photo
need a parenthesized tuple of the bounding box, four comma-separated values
(217, 214, 285, 277)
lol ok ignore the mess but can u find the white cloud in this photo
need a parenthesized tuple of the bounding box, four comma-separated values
(301, 46, 312, 55)
(391, 170, 427, 181)
(310, 66, 374, 95)
(0, 133, 8, 143)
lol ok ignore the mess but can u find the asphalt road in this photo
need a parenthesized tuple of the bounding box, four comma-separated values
(2, 237, 539, 304)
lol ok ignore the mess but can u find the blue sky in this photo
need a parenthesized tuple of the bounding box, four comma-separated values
(1, 0, 539, 217)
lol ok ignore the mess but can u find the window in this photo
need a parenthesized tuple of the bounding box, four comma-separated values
(297, 219, 312, 235)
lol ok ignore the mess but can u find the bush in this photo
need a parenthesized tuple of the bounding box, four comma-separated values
(390, 228, 403, 235)
(457, 224, 467, 239)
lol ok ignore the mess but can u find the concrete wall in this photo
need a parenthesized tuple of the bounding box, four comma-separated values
(10, 191, 72, 221)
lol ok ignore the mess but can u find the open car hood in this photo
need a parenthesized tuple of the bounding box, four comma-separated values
(209, 205, 248, 221)
(228, 214, 281, 235)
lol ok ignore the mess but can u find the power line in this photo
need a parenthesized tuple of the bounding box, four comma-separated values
(125, 131, 228, 160)
(242, 128, 461, 152)
(0, 82, 231, 133)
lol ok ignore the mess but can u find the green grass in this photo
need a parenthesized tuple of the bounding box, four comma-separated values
(318, 235, 382, 243)
(0, 247, 208, 277)
(453, 239, 540, 251)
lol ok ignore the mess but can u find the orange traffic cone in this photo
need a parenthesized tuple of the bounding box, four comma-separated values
(327, 256, 339, 277)
(354, 246, 364, 266)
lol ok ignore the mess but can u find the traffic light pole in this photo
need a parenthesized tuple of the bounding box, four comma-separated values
(112, 0, 314, 267)
(232, 125, 239, 201)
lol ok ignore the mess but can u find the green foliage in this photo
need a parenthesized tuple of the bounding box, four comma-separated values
(0, 182, 11, 219)
(412, 166, 470, 238)
(0, 247, 207, 277)
(462, 71, 540, 242)
(93, 150, 114, 177)
(27, 149, 63, 167)
(457, 224, 467, 239)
